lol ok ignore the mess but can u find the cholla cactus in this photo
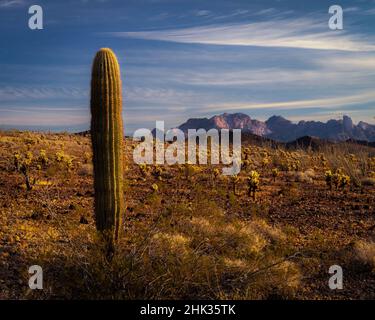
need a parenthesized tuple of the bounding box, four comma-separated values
(65, 156, 74, 171)
(14, 152, 21, 171)
(151, 183, 159, 193)
(231, 174, 239, 195)
(339, 174, 350, 190)
(262, 157, 270, 168)
(83, 152, 91, 164)
(55, 151, 65, 162)
(13, 151, 34, 191)
(139, 163, 149, 178)
(272, 168, 279, 182)
(328, 168, 350, 191)
(38, 149, 49, 166)
(332, 168, 343, 190)
(153, 165, 163, 180)
(325, 170, 333, 190)
(247, 170, 260, 200)
(55, 151, 73, 171)
(213, 168, 220, 179)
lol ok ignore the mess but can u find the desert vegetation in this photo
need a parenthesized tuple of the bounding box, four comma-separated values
(0, 128, 374, 299)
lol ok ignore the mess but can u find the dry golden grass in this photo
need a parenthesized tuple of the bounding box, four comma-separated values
(0, 130, 375, 299)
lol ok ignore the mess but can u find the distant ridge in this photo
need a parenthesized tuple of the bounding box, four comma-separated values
(176, 113, 375, 143)
(178, 112, 271, 137)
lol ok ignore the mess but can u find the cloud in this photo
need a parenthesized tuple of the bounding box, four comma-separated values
(318, 55, 375, 71)
(255, 8, 276, 15)
(147, 67, 371, 87)
(0, 86, 88, 101)
(343, 7, 360, 13)
(364, 8, 375, 15)
(206, 90, 375, 112)
(125, 87, 195, 104)
(196, 10, 211, 17)
(124, 49, 375, 89)
(109, 17, 375, 52)
(0, 106, 88, 126)
(0, 0, 25, 8)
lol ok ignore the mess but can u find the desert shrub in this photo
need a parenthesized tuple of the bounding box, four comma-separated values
(292, 168, 316, 183)
(42, 200, 300, 300)
(361, 177, 375, 186)
(77, 163, 93, 176)
(114, 201, 301, 299)
(304, 168, 315, 179)
(354, 240, 375, 271)
(291, 171, 312, 183)
(324, 147, 371, 188)
(45, 164, 59, 178)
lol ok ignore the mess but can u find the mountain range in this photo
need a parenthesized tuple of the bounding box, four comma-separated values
(176, 113, 375, 143)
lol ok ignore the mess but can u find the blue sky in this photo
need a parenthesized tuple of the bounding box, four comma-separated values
(1, 0, 375, 133)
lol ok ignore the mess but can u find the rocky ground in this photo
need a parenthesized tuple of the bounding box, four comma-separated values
(0, 130, 374, 299)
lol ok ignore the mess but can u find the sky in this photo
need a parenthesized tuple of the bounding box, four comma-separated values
(0, 0, 375, 134)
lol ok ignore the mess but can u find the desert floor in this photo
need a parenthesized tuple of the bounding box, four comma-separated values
(0, 130, 374, 299)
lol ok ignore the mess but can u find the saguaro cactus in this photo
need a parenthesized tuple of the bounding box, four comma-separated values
(90, 48, 124, 251)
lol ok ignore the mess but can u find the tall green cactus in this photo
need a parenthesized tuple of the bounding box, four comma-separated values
(90, 48, 124, 250)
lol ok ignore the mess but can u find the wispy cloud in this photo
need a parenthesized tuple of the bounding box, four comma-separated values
(144, 66, 373, 87)
(0, 0, 25, 8)
(318, 55, 375, 71)
(255, 8, 276, 15)
(109, 17, 375, 52)
(0, 106, 88, 126)
(195, 10, 211, 17)
(0, 86, 88, 101)
(343, 7, 360, 13)
(207, 90, 375, 112)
